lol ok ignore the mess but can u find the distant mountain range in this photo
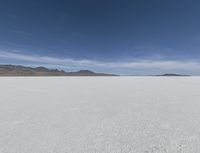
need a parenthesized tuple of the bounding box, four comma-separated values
(0, 65, 117, 76)
(0, 65, 191, 76)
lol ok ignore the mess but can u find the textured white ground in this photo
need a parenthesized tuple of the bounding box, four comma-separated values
(0, 77, 200, 153)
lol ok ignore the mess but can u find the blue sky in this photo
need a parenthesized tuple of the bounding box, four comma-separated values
(1, 0, 200, 75)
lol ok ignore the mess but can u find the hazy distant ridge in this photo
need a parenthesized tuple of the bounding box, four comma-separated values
(155, 73, 190, 76)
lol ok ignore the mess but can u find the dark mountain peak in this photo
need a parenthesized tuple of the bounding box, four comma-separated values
(77, 70, 95, 74)
(50, 69, 60, 72)
(35, 66, 49, 71)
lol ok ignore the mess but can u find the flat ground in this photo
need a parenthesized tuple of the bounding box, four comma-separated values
(0, 77, 200, 153)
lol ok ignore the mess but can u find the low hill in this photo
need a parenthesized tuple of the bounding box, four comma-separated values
(156, 73, 190, 76)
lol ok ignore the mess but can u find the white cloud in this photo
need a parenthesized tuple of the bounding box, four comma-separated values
(0, 50, 200, 74)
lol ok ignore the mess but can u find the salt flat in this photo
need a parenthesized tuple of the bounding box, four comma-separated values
(0, 77, 200, 153)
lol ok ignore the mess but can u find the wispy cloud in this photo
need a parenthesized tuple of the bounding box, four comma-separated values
(0, 50, 200, 74)
(12, 30, 34, 37)
(0, 51, 97, 68)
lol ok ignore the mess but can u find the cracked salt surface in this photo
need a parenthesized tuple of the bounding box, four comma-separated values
(0, 77, 200, 152)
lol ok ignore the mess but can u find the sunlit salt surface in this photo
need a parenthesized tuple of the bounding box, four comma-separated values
(0, 76, 200, 153)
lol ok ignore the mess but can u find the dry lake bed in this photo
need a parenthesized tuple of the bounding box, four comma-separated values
(0, 77, 200, 153)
